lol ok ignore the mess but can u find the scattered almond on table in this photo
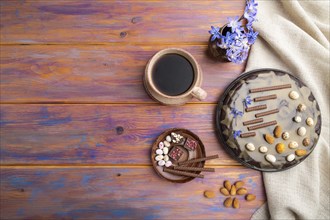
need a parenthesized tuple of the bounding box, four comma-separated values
(220, 187, 230, 196)
(204, 179, 256, 209)
(224, 197, 233, 208)
(224, 180, 231, 191)
(234, 181, 244, 188)
(246, 194, 256, 201)
(204, 190, 215, 199)
(237, 188, 247, 195)
(233, 198, 240, 209)
(230, 185, 237, 196)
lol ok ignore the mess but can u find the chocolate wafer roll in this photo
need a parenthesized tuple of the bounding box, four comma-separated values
(254, 94, 277, 102)
(163, 168, 204, 178)
(173, 166, 215, 172)
(178, 155, 219, 166)
(240, 132, 256, 138)
(255, 109, 279, 118)
(245, 104, 267, 112)
(248, 120, 277, 131)
(250, 84, 291, 93)
(243, 118, 263, 126)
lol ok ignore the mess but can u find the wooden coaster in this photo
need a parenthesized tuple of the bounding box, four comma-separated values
(151, 128, 206, 183)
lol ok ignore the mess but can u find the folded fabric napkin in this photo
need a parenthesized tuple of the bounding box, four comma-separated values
(245, 1, 330, 219)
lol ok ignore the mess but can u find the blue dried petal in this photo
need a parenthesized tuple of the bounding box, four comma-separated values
(233, 130, 242, 139)
(230, 108, 244, 118)
(244, 96, 253, 108)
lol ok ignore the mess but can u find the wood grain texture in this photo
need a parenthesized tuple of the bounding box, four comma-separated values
(0, 1, 265, 219)
(0, 167, 265, 220)
(0, 104, 239, 165)
(0, 45, 244, 103)
(0, 0, 245, 44)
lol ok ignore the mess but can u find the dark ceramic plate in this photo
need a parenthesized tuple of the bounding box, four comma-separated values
(151, 128, 206, 183)
(215, 68, 321, 172)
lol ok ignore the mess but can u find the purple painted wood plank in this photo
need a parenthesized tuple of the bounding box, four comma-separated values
(0, 104, 238, 165)
(0, 45, 244, 103)
(0, 167, 265, 219)
(0, 0, 245, 44)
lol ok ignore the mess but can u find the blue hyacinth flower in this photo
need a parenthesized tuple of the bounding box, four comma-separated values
(209, 26, 221, 42)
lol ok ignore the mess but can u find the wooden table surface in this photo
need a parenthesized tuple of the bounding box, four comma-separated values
(0, 1, 265, 219)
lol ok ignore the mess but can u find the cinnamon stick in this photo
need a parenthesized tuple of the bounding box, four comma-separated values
(250, 84, 291, 93)
(255, 109, 279, 118)
(240, 132, 256, 138)
(178, 155, 219, 166)
(243, 118, 263, 126)
(247, 120, 277, 131)
(245, 104, 267, 112)
(254, 94, 277, 102)
(173, 166, 215, 172)
(163, 168, 204, 178)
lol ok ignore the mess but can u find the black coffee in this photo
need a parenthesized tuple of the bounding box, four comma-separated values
(152, 54, 194, 96)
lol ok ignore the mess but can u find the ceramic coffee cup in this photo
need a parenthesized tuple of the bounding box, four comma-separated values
(144, 48, 207, 105)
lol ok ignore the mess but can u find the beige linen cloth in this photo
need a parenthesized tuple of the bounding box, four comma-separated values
(244, 1, 330, 219)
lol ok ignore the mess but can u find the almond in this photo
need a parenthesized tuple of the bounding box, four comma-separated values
(234, 181, 244, 189)
(246, 194, 256, 201)
(237, 188, 247, 195)
(204, 190, 215, 198)
(274, 125, 282, 138)
(276, 143, 285, 154)
(224, 180, 231, 191)
(220, 187, 230, 196)
(224, 197, 233, 208)
(230, 185, 236, 196)
(264, 134, 274, 144)
(233, 198, 239, 209)
(295, 149, 307, 157)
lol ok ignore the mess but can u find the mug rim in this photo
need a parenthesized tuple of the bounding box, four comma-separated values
(145, 48, 201, 99)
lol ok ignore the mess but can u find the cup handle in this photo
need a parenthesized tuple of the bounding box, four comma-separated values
(192, 87, 207, 101)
